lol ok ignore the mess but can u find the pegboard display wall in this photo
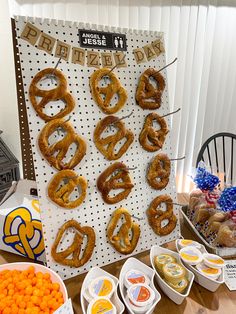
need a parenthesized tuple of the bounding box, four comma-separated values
(14, 16, 180, 279)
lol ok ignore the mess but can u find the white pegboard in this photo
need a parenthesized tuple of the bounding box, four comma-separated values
(14, 16, 180, 280)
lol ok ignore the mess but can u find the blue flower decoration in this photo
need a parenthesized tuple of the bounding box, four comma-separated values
(193, 166, 220, 191)
(218, 187, 236, 212)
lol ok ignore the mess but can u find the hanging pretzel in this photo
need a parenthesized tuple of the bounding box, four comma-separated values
(139, 112, 169, 152)
(136, 68, 166, 109)
(29, 68, 75, 121)
(107, 208, 140, 254)
(147, 195, 177, 236)
(89, 68, 127, 114)
(38, 118, 86, 170)
(97, 162, 134, 204)
(48, 169, 87, 209)
(94, 115, 134, 160)
(51, 220, 96, 267)
(147, 153, 171, 189)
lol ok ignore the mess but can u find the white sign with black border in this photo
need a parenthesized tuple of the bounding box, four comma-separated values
(78, 29, 127, 51)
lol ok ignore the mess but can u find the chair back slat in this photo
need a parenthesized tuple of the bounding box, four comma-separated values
(231, 138, 234, 185)
(214, 138, 219, 173)
(206, 144, 212, 173)
(222, 136, 226, 185)
(196, 132, 236, 187)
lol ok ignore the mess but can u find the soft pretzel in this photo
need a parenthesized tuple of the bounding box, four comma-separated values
(217, 223, 236, 247)
(147, 153, 170, 189)
(38, 118, 86, 170)
(48, 169, 87, 209)
(97, 162, 134, 204)
(147, 194, 177, 236)
(29, 68, 75, 121)
(51, 220, 95, 267)
(136, 68, 166, 109)
(205, 213, 227, 236)
(107, 208, 140, 254)
(139, 113, 168, 152)
(94, 115, 134, 160)
(90, 68, 127, 114)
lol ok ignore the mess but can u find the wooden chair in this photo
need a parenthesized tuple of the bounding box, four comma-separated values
(196, 132, 236, 186)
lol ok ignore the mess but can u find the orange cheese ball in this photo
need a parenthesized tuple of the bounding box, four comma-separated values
(0, 266, 64, 313)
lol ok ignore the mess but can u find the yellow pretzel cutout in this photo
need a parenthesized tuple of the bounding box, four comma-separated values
(3, 207, 44, 259)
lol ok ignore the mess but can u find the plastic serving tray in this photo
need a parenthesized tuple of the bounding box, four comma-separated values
(175, 240, 224, 292)
(180, 206, 236, 258)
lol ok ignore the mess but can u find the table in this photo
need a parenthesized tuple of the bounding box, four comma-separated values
(1, 193, 236, 313)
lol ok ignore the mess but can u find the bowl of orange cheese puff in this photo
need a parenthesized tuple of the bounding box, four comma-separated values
(0, 262, 68, 314)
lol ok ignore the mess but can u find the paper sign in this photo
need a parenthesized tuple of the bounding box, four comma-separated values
(54, 299, 74, 314)
(224, 260, 236, 290)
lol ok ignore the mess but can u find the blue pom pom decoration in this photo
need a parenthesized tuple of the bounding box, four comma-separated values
(218, 187, 236, 212)
(193, 165, 220, 192)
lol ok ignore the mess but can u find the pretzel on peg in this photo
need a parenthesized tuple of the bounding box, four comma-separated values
(147, 153, 170, 190)
(107, 208, 140, 254)
(29, 68, 75, 121)
(147, 194, 177, 236)
(94, 115, 134, 160)
(139, 112, 169, 152)
(38, 118, 86, 170)
(48, 169, 87, 209)
(51, 219, 95, 267)
(89, 68, 127, 114)
(97, 162, 134, 204)
(136, 68, 165, 110)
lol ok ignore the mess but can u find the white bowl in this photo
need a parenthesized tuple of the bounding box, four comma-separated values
(119, 257, 161, 314)
(0, 262, 68, 301)
(81, 267, 125, 314)
(150, 245, 194, 305)
(176, 240, 224, 292)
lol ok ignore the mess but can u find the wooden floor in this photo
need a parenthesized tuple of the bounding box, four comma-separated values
(0, 193, 236, 314)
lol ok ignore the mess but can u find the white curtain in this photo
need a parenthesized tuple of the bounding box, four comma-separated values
(7, 0, 236, 192)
